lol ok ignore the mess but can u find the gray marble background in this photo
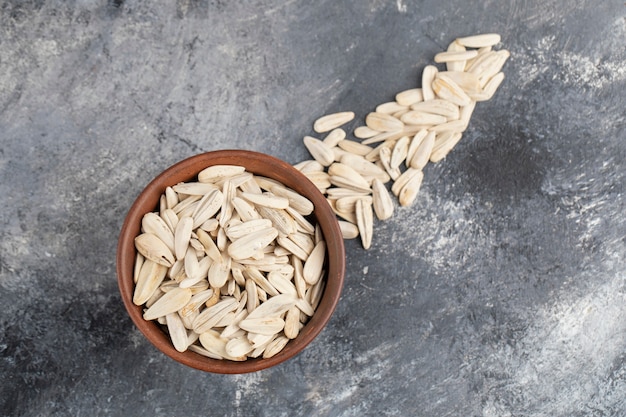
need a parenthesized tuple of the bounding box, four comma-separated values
(1, 0, 625, 416)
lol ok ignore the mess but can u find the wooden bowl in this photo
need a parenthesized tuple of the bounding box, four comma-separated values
(116, 150, 345, 373)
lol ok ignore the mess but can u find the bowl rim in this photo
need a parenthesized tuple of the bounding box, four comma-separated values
(116, 149, 345, 373)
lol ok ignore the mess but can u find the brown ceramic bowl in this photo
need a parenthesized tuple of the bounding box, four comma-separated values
(116, 150, 345, 373)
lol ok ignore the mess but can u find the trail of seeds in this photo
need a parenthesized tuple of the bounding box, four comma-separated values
(295, 33, 510, 249)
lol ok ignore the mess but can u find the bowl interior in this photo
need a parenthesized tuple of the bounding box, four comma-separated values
(116, 150, 345, 373)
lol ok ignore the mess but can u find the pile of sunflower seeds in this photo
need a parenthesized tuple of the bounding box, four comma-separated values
(134, 166, 326, 360)
(295, 33, 509, 249)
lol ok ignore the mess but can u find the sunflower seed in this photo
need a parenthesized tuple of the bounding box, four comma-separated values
(143, 287, 192, 321)
(376, 101, 409, 114)
(262, 335, 290, 359)
(396, 88, 423, 106)
(409, 130, 436, 169)
(456, 33, 501, 48)
(142, 212, 176, 253)
(277, 236, 309, 261)
(398, 169, 424, 207)
(270, 185, 314, 216)
(391, 167, 422, 196)
(172, 182, 219, 196)
(339, 153, 390, 182)
(293, 159, 325, 173)
(355, 198, 373, 250)
(160, 208, 179, 233)
(284, 306, 301, 339)
(179, 289, 214, 317)
(389, 136, 409, 170)
(421, 65, 438, 101)
(434, 49, 478, 63)
(379, 146, 401, 180)
(225, 219, 273, 240)
(372, 178, 394, 221)
(133, 253, 145, 284)
(192, 297, 239, 334)
(303, 171, 331, 193)
(303, 240, 326, 285)
(436, 71, 481, 95)
(135, 233, 175, 267)
(208, 255, 231, 288)
(171, 216, 192, 260)
(166, 313, 189, 352)
(245, 293, 297, 321)
(198, 165, 246, 184)
(313, 111, 355, 133)
(165, 186, 179, 208)
(409, 99, 461, 120)
(335, 195, 373, 213)
(191, 189, 224, 229)
(338, 220, 359, 239)
(445, 40, 467, 72)
(365, 112, 405, 132)
(227, 227, 278, 261)
(225, 336, 255, 358)
(430, 131, 463, 163)
(405, 129, 428, 165)
(432, 74, 472, 106)
(133, 259, 168, 305)
(328, 163, 372, 191)
(303, 135, 335, 166)
(354, 126, 380, 139)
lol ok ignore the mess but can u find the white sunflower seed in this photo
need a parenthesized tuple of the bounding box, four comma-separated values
(391, 167, 422, 196)
(353, 126, 380, 139)
(293, 159, 324, 173)
(445, 40, 467, 72)
(166, 313, 189, 352)
(456, 33, 501, 48)
(262, 335, 290, 359)
(142, 212, 176, 253)
(143, 287, 192, 321)
(323, 128, 347, 147)
(432, 74, 472, 106)
(191, 189, 224, 229)
(134, 233, 175, 267)
(338, 220, 359, 239)
(198, 165, 246, 184)
(395, 88, 423, 106)
(172, 182, 218, 196)
(313, 111, 355, 133)
(376, 101, 409, 114)
(421, 65, 438, 101)
(303, 240, 326, 285)
(409, 99, 461, 120)
(434, 49, 478, 63)
(405, 129, 428, 166)
(430, 131, 463, 163)
(227, 227, 278, 261)
(372, 178, 394, 221)
(409, 130, 436, 170)
(192, 297, 239, 334)
(379, 146, 401, 181)
(398, 169, 424, 207)
(284, 306, 301, 339)
(365, 112, 405, 132)
(355, 198, 373, 250)
(303, 135, 335, 166)
(133, 259, 168, 305)
(245, 293, 297, 320)
(173, 216, 193, 260)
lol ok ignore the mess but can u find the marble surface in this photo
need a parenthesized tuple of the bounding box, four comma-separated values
(1, 1, 625, 416)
